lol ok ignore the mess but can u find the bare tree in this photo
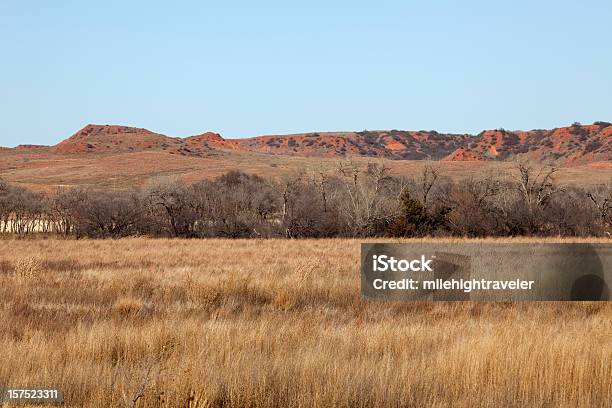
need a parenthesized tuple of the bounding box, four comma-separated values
(587, 183, 612, 235)
(0, 167, 606, 239)
(145, 177, 196, 237)
(367, 161, 393, 194)
(50, 188, 88, 235)
(514, 161, 563, 212)
(446, 172, 502, 236)
(337, 161, 397, 236)
(316, 172, 329, 213)
(510, 160, 565, 234)
(337, 159, 360, 189)
(419, 162, 439, 209)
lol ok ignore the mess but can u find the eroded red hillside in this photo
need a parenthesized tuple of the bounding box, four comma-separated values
(5, 122, 610, 164)
(444, 123, 611, 163)
(52, 125, 175, 154)
(231, 130, 469, 160)
(51, 125, 224, 157)
(15, 144, 50, 151)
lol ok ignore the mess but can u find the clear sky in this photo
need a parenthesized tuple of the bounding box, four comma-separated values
(1, 1, 611, 147)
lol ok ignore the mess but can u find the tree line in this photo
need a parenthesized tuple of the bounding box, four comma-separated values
(0, 161, 610, 238)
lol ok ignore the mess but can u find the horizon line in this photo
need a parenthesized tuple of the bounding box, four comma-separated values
(2, 120, 610, 149)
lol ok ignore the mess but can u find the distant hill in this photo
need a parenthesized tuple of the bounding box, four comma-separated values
(0, 122, 609, 191)
(50, 124, 224, 157)
(24, 122, 609, 164)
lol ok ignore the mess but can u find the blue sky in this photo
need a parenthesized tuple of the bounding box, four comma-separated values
(1, 1, 611, 147)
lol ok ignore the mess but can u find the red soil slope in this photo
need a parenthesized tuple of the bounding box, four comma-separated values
(5, 121, 611, 164)
(51, 125, 225, 157)
(443, 123, 611, 163)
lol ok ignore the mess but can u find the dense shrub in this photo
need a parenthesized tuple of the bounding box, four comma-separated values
(387, 189, 449, 237)
(0, 163, 610, 238)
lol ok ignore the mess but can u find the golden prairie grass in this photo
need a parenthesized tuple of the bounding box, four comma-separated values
(0, 238, 610, 407)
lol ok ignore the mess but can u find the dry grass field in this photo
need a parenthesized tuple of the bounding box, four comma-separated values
(1, 149, 610, 191)
(0, 238, 610, 407)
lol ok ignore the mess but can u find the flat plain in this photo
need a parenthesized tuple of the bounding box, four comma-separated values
(1, 149, 611, 192)
(0, 238, 610, 407)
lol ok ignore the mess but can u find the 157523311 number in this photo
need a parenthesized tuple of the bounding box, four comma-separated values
(0, 388, 64, 404)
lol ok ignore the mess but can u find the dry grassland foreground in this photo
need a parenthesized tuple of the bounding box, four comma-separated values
(0, 238, 610, 408)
